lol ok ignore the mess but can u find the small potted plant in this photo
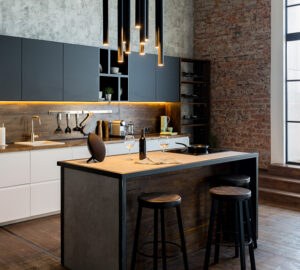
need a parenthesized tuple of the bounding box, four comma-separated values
(103, 87, 114, 101)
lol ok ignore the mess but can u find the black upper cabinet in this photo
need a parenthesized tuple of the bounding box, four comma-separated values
(156, 56, 180, 102)
(64, 44, 99, 102)
(22, 39, 63, 101)
(0, 36, 22, 101)
(128, 52, 156, 102)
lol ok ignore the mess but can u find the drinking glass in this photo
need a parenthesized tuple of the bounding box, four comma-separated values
(159, 136, 169, 158)
(124, 135, 135, 160)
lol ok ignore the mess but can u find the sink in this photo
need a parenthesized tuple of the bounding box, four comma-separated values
(14, 141, 65, 147)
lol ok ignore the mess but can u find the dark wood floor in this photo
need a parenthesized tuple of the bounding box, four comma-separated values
(0, 204, 299, 269)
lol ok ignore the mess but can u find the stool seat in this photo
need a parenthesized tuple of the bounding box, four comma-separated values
(210, 186, 251, 200)
(216, 175, 250, 187)
(138, 192, 181, 208)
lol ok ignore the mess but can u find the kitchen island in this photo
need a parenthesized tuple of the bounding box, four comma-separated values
(58, 150, 258, 270)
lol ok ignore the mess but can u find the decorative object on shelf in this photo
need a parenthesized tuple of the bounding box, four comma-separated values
(167, 127, 173, 132)
(87, 133, 106, 163)
(99, 91, 103, 100)
(111, 67, 119, 74)
(103, 87, 114, 101)
(103, 0, 109, 46)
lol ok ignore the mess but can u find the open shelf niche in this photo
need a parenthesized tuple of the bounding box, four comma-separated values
(179, 58, 210, 144)
(99, 48, 129, 102)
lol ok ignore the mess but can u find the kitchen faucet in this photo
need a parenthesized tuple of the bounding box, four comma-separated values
(31, 116, 41, 142)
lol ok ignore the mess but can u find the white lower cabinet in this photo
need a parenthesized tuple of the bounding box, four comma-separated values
(0, 185, 30, 223)
(31, 180, 60, 216)
(0, 136, 189, 224)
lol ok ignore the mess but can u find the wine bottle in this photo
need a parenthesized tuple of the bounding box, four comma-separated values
(139, 128, 147, 160)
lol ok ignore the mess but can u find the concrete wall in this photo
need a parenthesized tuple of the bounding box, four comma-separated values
(194, 0, 271, 169)
(0, 0, 194, 57)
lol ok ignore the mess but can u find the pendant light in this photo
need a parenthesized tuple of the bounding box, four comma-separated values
(135, 0, 140, 29)
(124, 0, 131, 54)
(140, 43, 145, 55)
(140, 0, 146, 45)
(156, 0, 164, 66)
(145, 0, 149, 41)
(118, 0, 124, 63)
(103, 0, 109, 46)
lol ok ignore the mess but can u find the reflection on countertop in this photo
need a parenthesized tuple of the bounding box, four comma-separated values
(0, 133, 189, 154)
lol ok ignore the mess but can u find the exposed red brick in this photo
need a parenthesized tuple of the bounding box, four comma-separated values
(194, 0, 271, 169)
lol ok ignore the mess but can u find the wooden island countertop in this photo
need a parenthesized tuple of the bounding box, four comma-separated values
(58, 150, 258, 270)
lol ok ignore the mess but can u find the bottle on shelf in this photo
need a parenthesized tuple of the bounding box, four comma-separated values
(139, 128, 147, 160)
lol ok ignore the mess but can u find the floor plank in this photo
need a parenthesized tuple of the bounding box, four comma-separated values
(0, 204, 299, 269)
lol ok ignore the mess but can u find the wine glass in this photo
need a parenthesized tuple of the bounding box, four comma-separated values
(159, 136, 169, 159)
(124, 135, 136, 160)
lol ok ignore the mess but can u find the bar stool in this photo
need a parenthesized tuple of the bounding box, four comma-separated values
(130, 192, 189, 270)
(204, 186, 256, 270)
(216, 175, 257, 248)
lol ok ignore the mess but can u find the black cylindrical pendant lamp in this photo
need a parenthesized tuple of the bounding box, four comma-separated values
(103, 0, 109, 46)
(140, 0, 146, 44)
(118, 0, 124, 63)
(135, 0, 140, 29)
(156, 0, 164, 66)
(155, 0, 159, 48)
(124, 0, 131, 54)
(145, 0, 149, 41)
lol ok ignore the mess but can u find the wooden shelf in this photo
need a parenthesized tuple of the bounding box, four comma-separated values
(181, 123, 209, 127)
(181, 80, 209, 85)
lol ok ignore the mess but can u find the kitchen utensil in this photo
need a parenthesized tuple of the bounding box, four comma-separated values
(87, 133, 106, 163)
(111, 120, 126, 136)
(126, 122, 134, 135)
(160, 116, 170, 132)
(176, 142, 209, 154)
(73, 114, 81, 131)
(65, 114, 71, 133)
(55, 113, 63, 134)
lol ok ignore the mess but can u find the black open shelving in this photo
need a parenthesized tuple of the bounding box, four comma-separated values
(99, 48, 129, 102)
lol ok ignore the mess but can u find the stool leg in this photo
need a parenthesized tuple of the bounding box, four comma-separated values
(130, 205, 143, 270)
(238, 200, 246, 270)
(234, 202, 239, 258)
(214, 200, 223, 264)
(204, 198, 217, 270)
(161, 209, 167, 270)
(176, 205, 189, 270)
(245, 200, 256, 270)
(154, 209, 159, 270)
(248, 199, 257, 248)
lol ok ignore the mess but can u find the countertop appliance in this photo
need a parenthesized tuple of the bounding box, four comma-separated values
(111, 120, 126, 137)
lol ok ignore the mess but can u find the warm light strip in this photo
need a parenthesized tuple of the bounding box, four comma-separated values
(0, 101, 171, 105)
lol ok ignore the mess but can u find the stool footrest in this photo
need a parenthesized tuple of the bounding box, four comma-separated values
(138, 240, 182, 259)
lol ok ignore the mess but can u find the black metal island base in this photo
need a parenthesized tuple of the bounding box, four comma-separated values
(58, 151, 258, 270)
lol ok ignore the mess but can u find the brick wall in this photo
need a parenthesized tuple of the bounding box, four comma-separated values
(194, 0, 271, 168)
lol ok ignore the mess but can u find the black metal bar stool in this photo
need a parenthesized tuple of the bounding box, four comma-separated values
(215, 175, 257, 249)
(130, 192, 189, 270)
(204, 186, 256, 270)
